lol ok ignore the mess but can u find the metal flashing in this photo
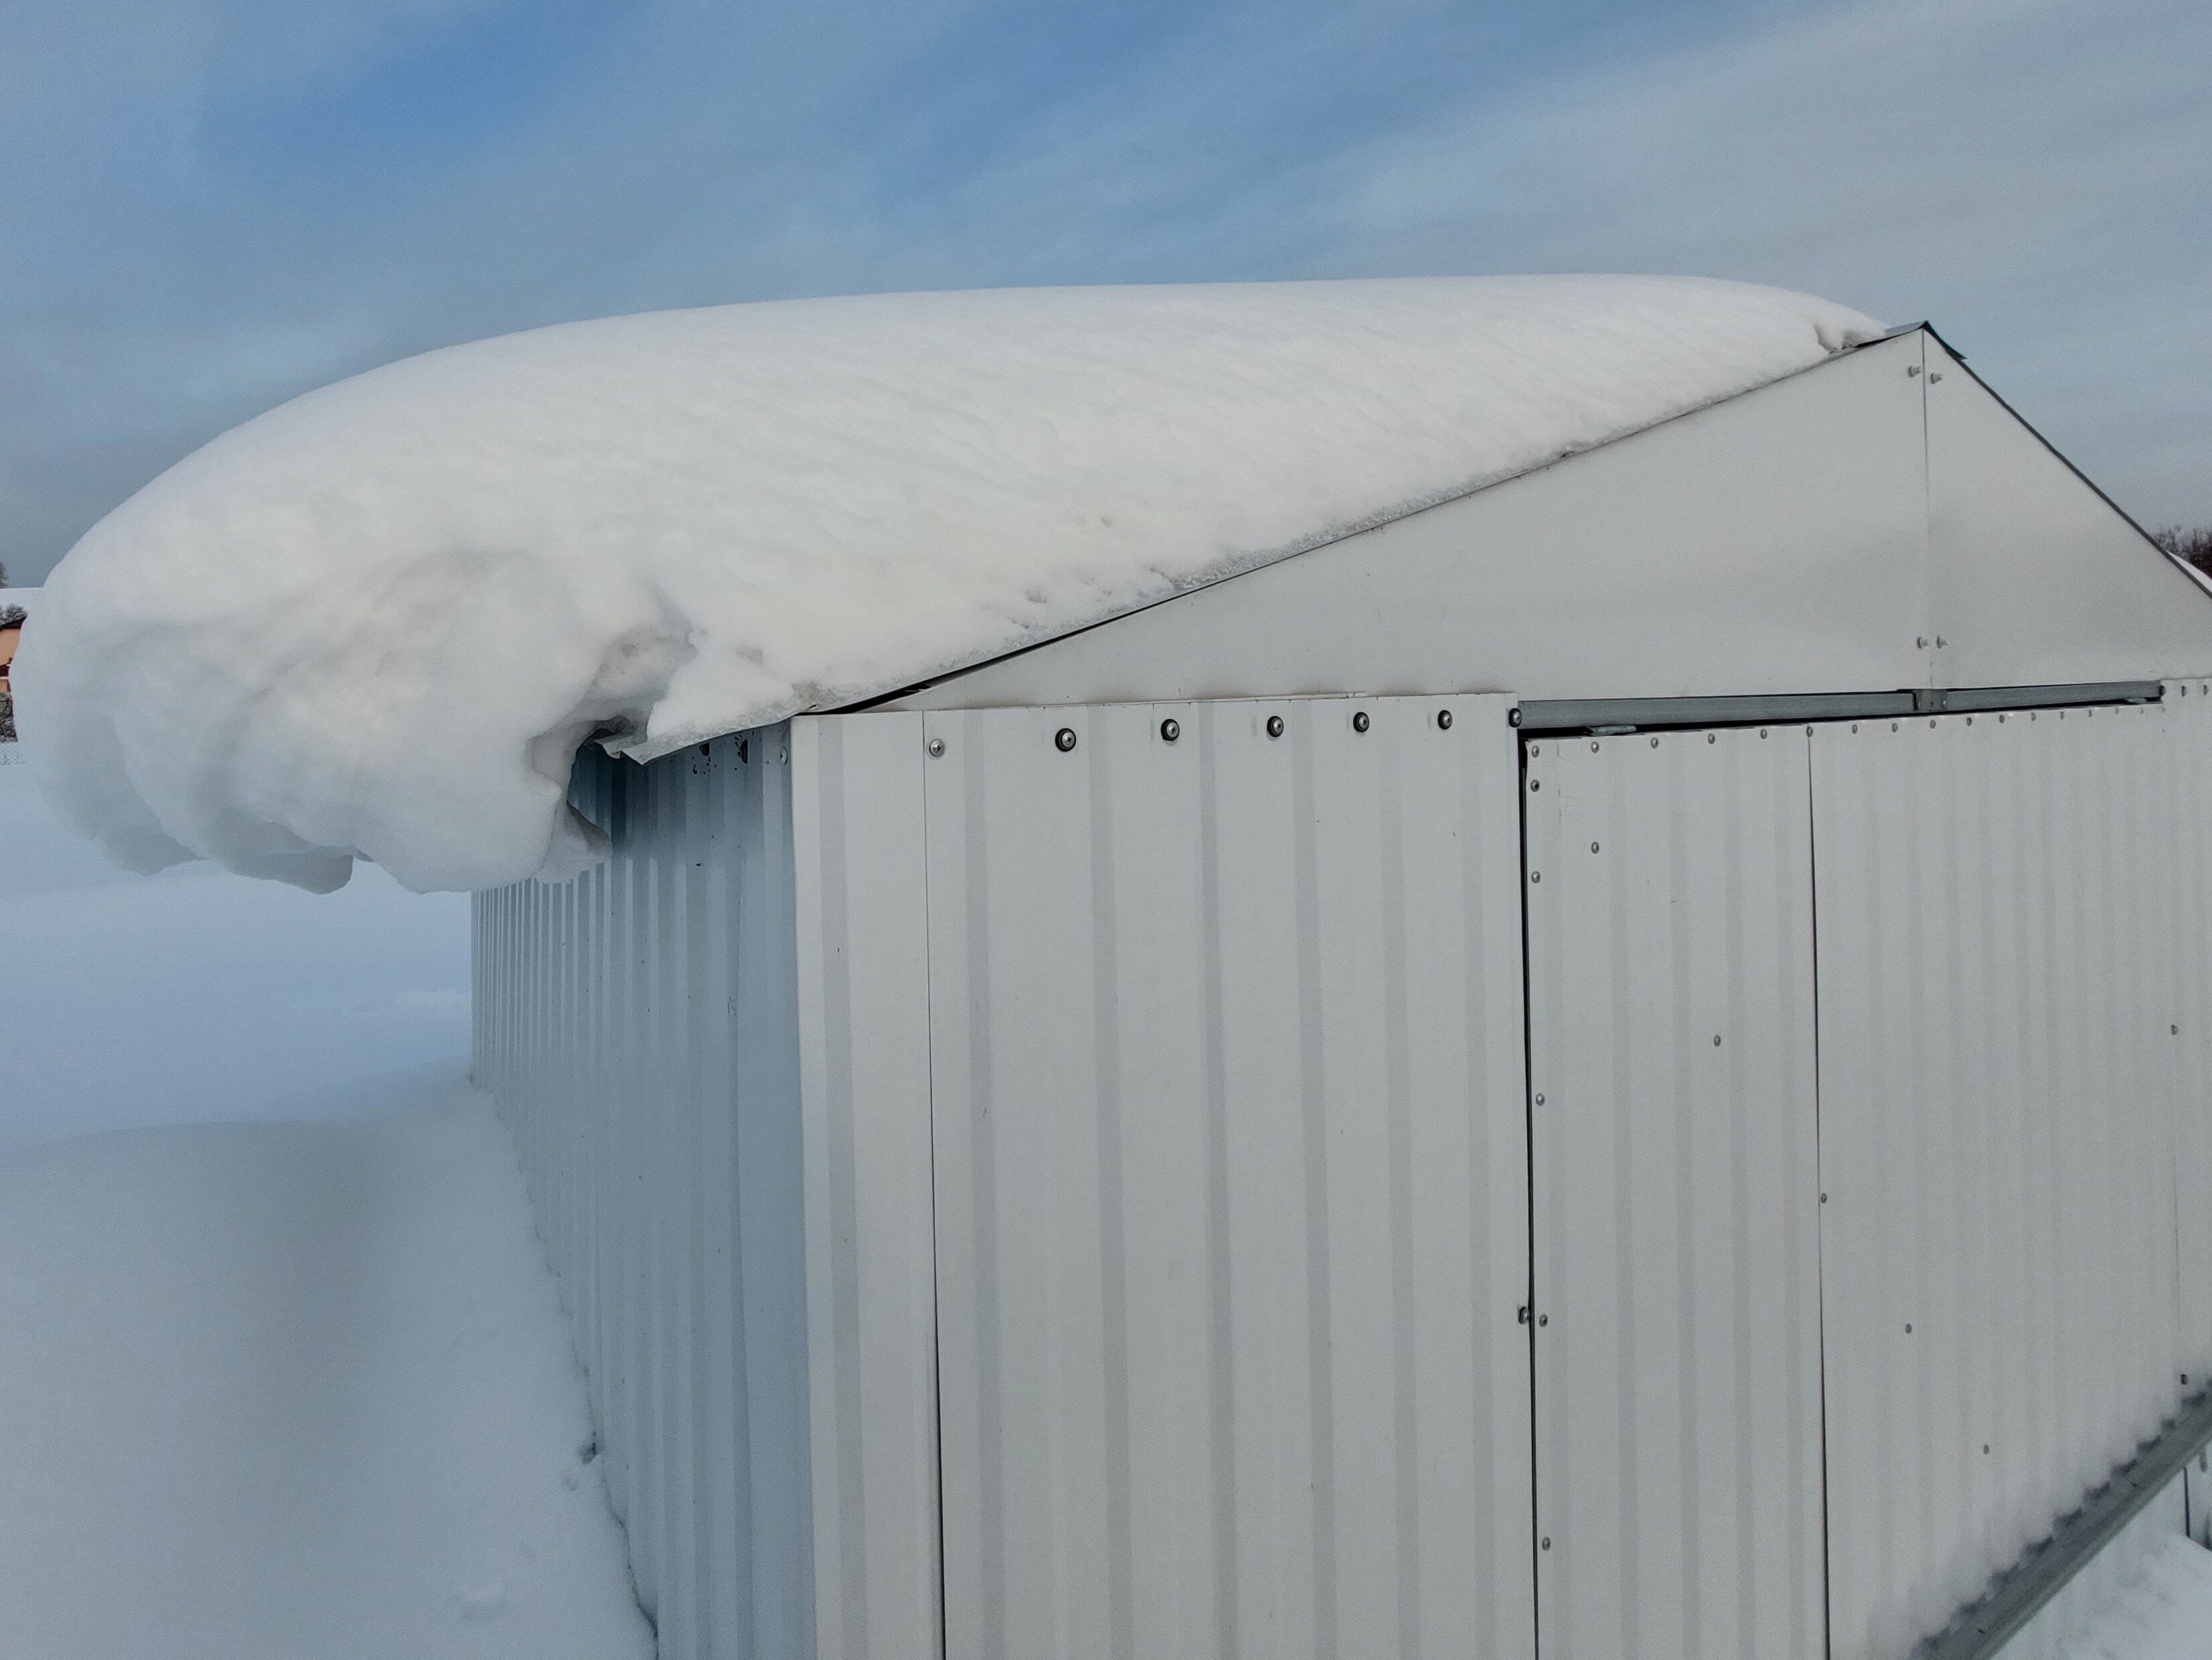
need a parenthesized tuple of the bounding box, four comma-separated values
(1515, 682, 2162, 734)
(1916, 1389, 2212, 1660)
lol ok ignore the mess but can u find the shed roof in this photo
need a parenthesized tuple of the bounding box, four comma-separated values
(21, 277, 1882, 891)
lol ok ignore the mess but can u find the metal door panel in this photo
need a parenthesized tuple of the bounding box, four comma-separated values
(1524, 725, 1826, 1660)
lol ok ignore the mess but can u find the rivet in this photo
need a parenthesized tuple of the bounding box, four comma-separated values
(1905, 1323, 1913, 1334)
(1650, 736, 1659, 747)
(1892, 722, 1899, 731)
(1531, 871, 1541, 883)
(1590, 740, 1600, 752)
(1983, 1444, 1990, 1454)
(1537, 1314, 1548, 1328)
(1353, 710, 1371, 733)
(1266, 714, 1285, 739)
(1591, 842, 1601, 854)
(1713, 1034, 1722, 1046)
(1820, 1192, 1829, 1203)
(1508, 708, 1523, 727)
(1936, 636, 1947, 648)
(1529, 779, 1541, 791)
(1851, 724, 1859, 733)
(1535, 1092, 1545, 1105)
(1917, 636, 1929, 649)
(1760, 728, 1768, 739)
(1929, 719, 1937, 728)
(1965, 716, 1973, 725)
(1437, 708, 1454, 730)
(1541, 1537, 1551, 1551)
(1518, 1305, 1531, 1324)
(927, 737, 946, 758)
(1160, 718, 1181, 743)
(1707, 733, 1716, 745)
(1999, 713, 2006, 722)
(1528, 743, 1541, 757)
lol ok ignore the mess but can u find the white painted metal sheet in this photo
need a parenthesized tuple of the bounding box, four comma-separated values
(1925, 346, 2212, 689)
(921, 695, 1534, 1660)
(889, 335, 1933, 713)
(1988, 1472, 2187, 1660)
(1814, 704, 2187, 1660)
(474, 731, 814, 1660)
(2166, 682, 2212, 1387)
(790, 712, 944, 1660)
(1522, 724, 1827, 1660)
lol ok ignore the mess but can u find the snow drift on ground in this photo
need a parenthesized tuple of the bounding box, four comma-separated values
(17, 276, 1880, 893)
(0, 1073, 654, 1660)
(0, 760, 470, 1154)
(2053, 1533, 2212, 1659)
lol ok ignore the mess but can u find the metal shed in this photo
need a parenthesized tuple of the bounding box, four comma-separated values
(474, 322, 2212, 1660)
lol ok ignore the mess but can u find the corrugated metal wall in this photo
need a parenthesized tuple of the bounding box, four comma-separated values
(473, 730, 814, 1660)
(1522, 725, 1828, 1660)
(918, 696, 1535, 1660)
(2166, 683, 2212, 1387)
(1813, 704, 2189, 1660)
(470, 685, 2212, 1660)
(789, 712, 944, 1660)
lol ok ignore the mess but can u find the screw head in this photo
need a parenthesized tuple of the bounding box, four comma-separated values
(1352, 710, 1371, 733)
(1917, 637, 1929, 649)
(1437, 708, 1453, 730)
(1508, 708, 1523, 727)
(1650, 736, 1659, 747)
(1266, 714, 1285, 739)
(1905, 1323, 1912, 1334)
(927, 737, 946, 758)
(1537, 1314, 1547, 1327)
(1707, 733, 1716, 745)
(1713, 1034, 1722, 1046)
(1590, 740, 1600, 752)
(1055, 727, 1078, 752)
(1160, 718, 1181, 743)
(1530, 871, 1541, 884)
(1534, 1092, 1545, 1105)
(1541, 1537, 1551, 1551)
(1529, 779, 1541, 792)
(1518, 1305, 1530, 1324)
(1591, 841, 1601, 854)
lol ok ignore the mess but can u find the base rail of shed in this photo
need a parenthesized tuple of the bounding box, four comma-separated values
(1916, 1385, 2212, 1660)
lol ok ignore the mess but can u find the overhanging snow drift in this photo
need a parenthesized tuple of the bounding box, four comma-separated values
(17, 276, 1878, 892)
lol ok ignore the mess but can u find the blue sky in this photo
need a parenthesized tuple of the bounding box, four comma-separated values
(3, 0, 2207, 586)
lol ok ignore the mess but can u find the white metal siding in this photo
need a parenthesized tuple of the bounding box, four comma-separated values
(790, 712, 944, 1660)
(2167, 684, 2212, 1385)
(919, 695, 1535, 1660)
(1814, 705, 2187, 1660)
(1522, 725, 1827, 1660)
(473, 732, 814, 1660)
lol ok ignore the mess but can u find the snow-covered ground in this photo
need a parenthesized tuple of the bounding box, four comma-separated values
(2055, 1534, 2212, 1659)
(1, 759, 472, 1154)
(0, 765, 651, 1657)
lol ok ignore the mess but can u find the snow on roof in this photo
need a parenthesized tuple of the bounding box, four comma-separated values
(18, 277, 1880, 893)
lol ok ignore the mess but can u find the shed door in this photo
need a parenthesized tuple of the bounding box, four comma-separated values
(920, 696, 1534, 1660)
(1523, 726, 1826, 1660)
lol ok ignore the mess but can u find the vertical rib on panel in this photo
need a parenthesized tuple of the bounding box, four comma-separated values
(2168, 682, 2212, 1383)
(1523, 724, 1827, 1660)
(475, 730, 812, 1660)
(922, 695, 1535, 1660)
(790, 713, 943, 1660)
(1815, 704, 2185, 1660)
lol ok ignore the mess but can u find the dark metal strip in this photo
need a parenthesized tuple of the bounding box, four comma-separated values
(1916, 1387, 2212, 1660)
(1515, 683, 2163, 734)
